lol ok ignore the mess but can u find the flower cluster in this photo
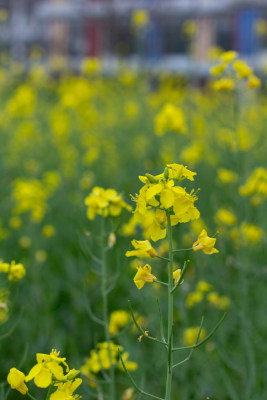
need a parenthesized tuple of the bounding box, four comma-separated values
(131, 164, 199, 242)
(210, 51, 261, 91)
(109, 310, 131, 335)
(81, 341, 137, 379)
(186, 280, 230, 310)
(7, 349, 82, 399)
(0, 260, 26, 282)
(85, 187, 131, 220)
(239, 167, 267, 205)
(155, 103, 187, 136)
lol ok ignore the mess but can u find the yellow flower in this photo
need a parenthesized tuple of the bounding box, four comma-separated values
(233, 60, 252, 78)
(210, 63, 227, 76)
(186, 291, 203, 308)
(193, 230, 219, 255)
(247, 75, 261, 89)
(215, 209, 237, 226)
(6, 261, 26, 282)
(217, 168, 238, 184)
(196, 281, 212, 292)
(109, 310, 130, 335)
(213, 78, 235, 91)
(220, 50, 237, 63)
(184, 326, 206, 346)
(50, 378, 82, 400)
(133, 264, 157, 290)
(42, 225, 55, 238)
(173, 268, 181, 285)
(155, 103, 187, 135)
(7, 368, 28, 395)
(126, 240, 157, 258)
(119, 352, 138, 372)
(25, 349, 68, 388)
(240, 222, 263, 245)
(131, 9, 149, 30)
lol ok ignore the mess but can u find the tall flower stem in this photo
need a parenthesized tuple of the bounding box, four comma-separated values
(165, 210, 174, 400)
(101, 217, 115, 400)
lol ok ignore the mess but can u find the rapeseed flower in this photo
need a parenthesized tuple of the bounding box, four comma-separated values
(184, 326, 206, 346)
(7, 368, 28, 395)
(126, 240, 157, 258)
(133, 264, 157, 289)
(193, 230, 219, 255)
(50, 378, 82, 400)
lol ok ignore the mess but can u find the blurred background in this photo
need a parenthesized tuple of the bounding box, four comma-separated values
(1, 0, 267, 74)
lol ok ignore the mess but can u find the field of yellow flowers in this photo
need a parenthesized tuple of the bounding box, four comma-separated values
(0, 52, 267, 400)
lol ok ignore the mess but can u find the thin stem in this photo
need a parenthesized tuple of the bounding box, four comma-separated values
(172, 318, 204, 369)
(172, 248, 193, 253)
(165, 210, 174, 400)
(100, 218, 115, 400)
(27, 393, 38, 400)
(118, 350, 164, 400)
(157, 299, 165, 342)
(128, 301, 166, 346)
(154, 280, 169, 287)
(156, 255, 170, 262)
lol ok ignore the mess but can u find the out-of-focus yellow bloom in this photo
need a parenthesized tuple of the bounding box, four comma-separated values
(0, 261, 26, 282)
(19, 236, 32, 248)
(122, 387, 136, 400)
(193, 230, 219, 255)
(217, 168, 238, 184)
(208, 292, 230, 310)
(184, 326, 206, 346)
(213, 78, 235, 91)
(233, 60, 252, 78)
(220, 51, 238, 63)
(210, 63, 227, 76)
(254, 18, 267, 36)
(0, 9, 8, 22)
(240, 222, 263, 245)
(81, 57, 101, 75)
(126, 240, 157, 258)
(196, 281, 213, 292)
(85, 187, 131, 220)
(35, 250, 47, 263)
(173, 268, 181, 284)
(9, 216, 22, 229)
(155, 103, 187, 135)
(42, 225, 55, 238)
(181, 142, 203, 164)
(131, 9, 149, 30)
(182, 20, 196, 37)
(247, 75, 261, 88)
(133, 264, 157, 289)
(215, 209, 237, 226)
(239, 167, 267, 204)
(26, 349, 68, 388)
(109, 310, 130, 335)
(7, 368, 28, 395)
(186, 291, 203, 308)
(50, 378, 82, 400)
(118, 352, 138, 372)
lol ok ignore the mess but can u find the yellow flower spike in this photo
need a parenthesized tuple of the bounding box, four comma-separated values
(193, 230, 219, 255)
(7, 368, 28, 395)
(173, 268, 181, 285)
(133, 264, 157, 290)
(126, 240, 157, 258)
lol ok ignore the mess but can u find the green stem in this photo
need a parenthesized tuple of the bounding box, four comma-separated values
(27, 393, 38, 400)
(101, 217, 115, 400)
(172, 248, 193, 253)
(165, 211, 174, 400)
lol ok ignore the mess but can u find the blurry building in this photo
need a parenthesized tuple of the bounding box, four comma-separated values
(0, 0, 267, 72)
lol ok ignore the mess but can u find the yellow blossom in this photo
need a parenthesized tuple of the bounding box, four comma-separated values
(50, 378, 82, 400)
(215, 209, 237, 226)
(196, 281, 213, 292)
(7, 368, 28, 395)
(184, 326, 206, 346)
(173, 268, 181, 285)
(213, 78, 235, 91)
(133, 264, 157, 290)
(126, 240, 157, 258)
(109, 310, 130, 335)
(193, 230, 219, 255)
(186, 291, 203, 308)
(155, 103, 187, 135)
